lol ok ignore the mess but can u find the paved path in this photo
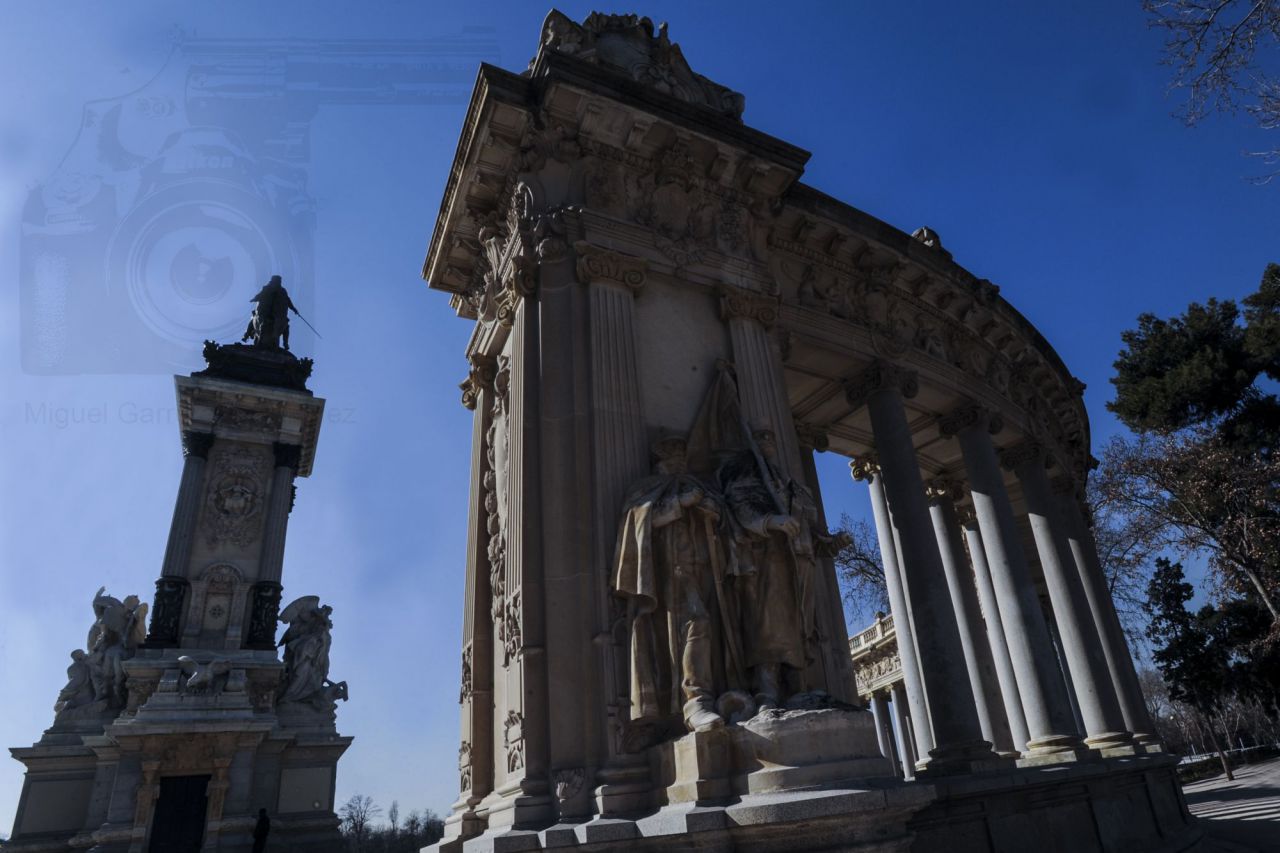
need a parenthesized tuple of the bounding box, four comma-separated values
(1183, 757, 1280, 851)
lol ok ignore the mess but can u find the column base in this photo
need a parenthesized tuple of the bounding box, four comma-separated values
(1084, 730, 1140, 758)
(917, 740, 1013, 777)
(1015, 734, 1099, 767)
(1132, 734, 1167, 754)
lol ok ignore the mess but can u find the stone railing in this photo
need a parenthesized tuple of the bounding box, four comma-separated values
(848, 612, 903, 699)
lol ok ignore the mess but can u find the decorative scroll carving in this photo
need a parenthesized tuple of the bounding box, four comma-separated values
(1000, 441, 1047, 472)
(574, 241, 647, 290)
(937, 402, 1004, 438)
(924, 478, 963, 505)
(720, 288, 779, 328)
(794, 422, 829, 452)
(844, 361, 919, 409)
(144, 577, 189, 648)
(848, 454, 880, 483)
(460, 356, 496, 410)
(504, 710, 525, 773)
(244, 581, 283, 649)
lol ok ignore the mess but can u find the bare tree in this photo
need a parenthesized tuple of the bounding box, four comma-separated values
(388, 800, 399, 835)
(1145, 0, 1280, 178)
(339, 794, 382, 849)
(831, 513, 888, 629)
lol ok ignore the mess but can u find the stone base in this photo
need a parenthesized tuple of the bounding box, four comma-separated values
(729, 706, 893, 794)
(428, 756, 1200, 853)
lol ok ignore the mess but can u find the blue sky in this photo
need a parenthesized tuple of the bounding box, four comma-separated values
(0, 0, 1275, 832)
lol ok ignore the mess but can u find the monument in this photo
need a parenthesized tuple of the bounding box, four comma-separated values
(423, 10, 1202, 852)
(6, 279, 350, 851)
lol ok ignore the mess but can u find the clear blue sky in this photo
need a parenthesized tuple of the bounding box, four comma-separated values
(0, 0, 1275, 832)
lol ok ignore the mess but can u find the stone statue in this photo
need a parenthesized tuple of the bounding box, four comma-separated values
(716, 427, 821, 711)
(277, 596, 334, 706)
(613, 436, 740, 734)
(85, 587, 148, 709)
(242, 275, 299, 350)
(53, 650, 95, 717)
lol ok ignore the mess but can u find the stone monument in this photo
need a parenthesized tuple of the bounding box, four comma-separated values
(6, 279, 350, 852)
(422, 10, 1201, 852)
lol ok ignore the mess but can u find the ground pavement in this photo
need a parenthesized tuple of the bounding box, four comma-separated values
(1183, 757, 1280, 851)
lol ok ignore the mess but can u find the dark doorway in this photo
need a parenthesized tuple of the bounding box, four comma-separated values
(148, 775, 209, 852)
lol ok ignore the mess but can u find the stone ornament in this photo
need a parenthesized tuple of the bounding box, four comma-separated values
(720, 288, 780, 328)
(143, 576, 189, 648)
(504, 710, 525, 772)
(574, 241, 647, 290)
(203, 445, 268, 548)
(938, 402, 1005, 438)
(844, 360, 920, 410)
(536, 11, 746, 120)
(277, 595, 347, 711)
(85, 586, 148, 711)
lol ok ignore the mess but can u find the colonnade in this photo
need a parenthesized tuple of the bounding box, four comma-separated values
(844, 361, 1161, 775)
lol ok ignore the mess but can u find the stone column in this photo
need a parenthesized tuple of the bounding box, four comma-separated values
(720, 288, 802, 476)
(847, 363, 998, 774)
(924, 479, 1013, 755)
(443, 357, 497, 843)
(797, 424, 858, 702)
(240, 442, 299, 650)
(938, 403, 1088, 764)
(889, 682, 917, 780)
(869, 692, 893, 764)
(849, 456, 934, 765)
(958, 511, 1032, 754)
(1053, 478, 1163, 750)
(160, 430, 213, 576)
(1004, 442, 1134, 755)
(576, 242, 653, 816)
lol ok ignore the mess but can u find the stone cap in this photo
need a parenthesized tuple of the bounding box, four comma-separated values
(175, 374, 325, 477)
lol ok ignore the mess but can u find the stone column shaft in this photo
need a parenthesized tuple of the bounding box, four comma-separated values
(944, 407, 1085, 761)
(1009, 447, 1133, 752)
(960, 518, 1032, 753)
(258, 443, 300, 585)
(160, 431, 213, 577)
(721, 291, 802, 476)
(1055, 487, 1162, 748)
(853, 366, 996, 772)
(889, 682, 917, 780)
(869, 692, 893, 764)
(926, 485, 1012, 754)
(854, 461, 934, 763)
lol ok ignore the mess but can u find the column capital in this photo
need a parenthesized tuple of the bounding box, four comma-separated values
(999, 440, 1048, 473)
(795, 422, 829, 452)
(955, 503, 978, 527)
(719, 286, 780, 328)
(845, 361, 919, 410)
(460, 355, 497, 410)
(1050, 474, 1082, 499)
(573, 241, 647, 291)
(849, 454, 880, 482)
(924, 477, 963, 506)
(181, 430, 214, 459)
(272, 442, 303, 472)
(937, 402, 1004, 438)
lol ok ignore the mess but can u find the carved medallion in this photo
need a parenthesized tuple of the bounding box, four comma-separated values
(203, 446, 267, 548)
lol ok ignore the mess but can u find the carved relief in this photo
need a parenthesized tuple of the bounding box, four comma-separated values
(203, 445, 267, 548)
(459, 741, 473, 791)
(486, 358, 511, 633)
(553, 767, 585, 806)
(459, 643, 473, 704)
(501, 590, 522, 665)
(503, 710, 525, 773)
(213, 406, 280, 437)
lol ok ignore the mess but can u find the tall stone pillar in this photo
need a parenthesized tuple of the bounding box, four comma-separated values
(849, 456, 934, 765)
(1004, 443, 1134, 754)
(796, 424, 857, 701)
(888, 682, 917, 780)
(445, 357, 497, 843)
(847, 363, 998, 774)
(1053, 479, 1163, 750)
(145, 431, 213, 647)
(958, 512, 1031, 754)
(924, 479, 1013, 754)
(576, 243, 654, 815)
(869, 692, 893, 766)
(241, 442, 299, 650)
(938, 403, 1088, 764)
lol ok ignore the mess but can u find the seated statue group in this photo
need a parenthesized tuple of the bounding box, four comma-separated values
(613, 364, 847, 748)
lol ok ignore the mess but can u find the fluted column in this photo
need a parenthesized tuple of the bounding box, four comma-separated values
(238, 442, 298, 651)
(850, 456, 933, 765)
(847, 364, 998, 774)
(938, 403, 1088, 764)
(577, 243, 653, 815)
(925, 479, 1013, 754)
(1053, 478, 1163, 750)
(889, 682, 917, 780)
(1004, 442, 1134, 754)
(721, 288, 802, 476)
(958, 511, 1031, 754)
